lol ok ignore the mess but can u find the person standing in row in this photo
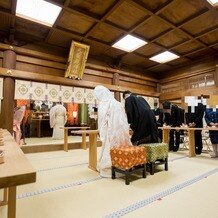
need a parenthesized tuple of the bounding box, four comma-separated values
(186, 102, 205, 154)
(162, 101, 182, 151)
(205, 106, 218, 158)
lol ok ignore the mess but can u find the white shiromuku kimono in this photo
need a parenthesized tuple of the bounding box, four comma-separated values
(94, 85, 132, 177)
(49, 104, 67, 140)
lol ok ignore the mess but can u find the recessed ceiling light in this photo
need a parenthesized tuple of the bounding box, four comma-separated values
(207, 0, 218, 6)
(149, 51, 179, 63)
(112, 34, 147, 52)
(16, 0, 62, 27)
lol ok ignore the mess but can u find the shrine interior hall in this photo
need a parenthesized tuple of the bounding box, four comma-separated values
(0, 0, 218, 218)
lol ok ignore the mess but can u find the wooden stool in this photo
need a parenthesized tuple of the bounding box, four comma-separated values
(139, 143, 168, 175)
(110, 146, 146, 185)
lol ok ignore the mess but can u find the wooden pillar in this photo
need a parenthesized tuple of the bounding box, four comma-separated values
(214, 64, 218, 87)
(0, 50, 16, 133)
(113, 72, 120, 101)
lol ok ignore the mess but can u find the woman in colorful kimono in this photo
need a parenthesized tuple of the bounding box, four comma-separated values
(13, 105, 26, 145)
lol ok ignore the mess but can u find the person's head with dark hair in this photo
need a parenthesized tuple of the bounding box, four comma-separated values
(123, 90, 132, 100)
(162, 101, 172, 114)
(162, 101, 171, 110)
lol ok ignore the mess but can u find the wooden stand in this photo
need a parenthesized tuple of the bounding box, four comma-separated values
(159, 126, 218, 157)
(71, 129, 99, 171)
(61, 126, 90, 151)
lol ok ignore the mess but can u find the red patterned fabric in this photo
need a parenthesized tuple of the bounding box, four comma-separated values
(110, 146, 146, 170)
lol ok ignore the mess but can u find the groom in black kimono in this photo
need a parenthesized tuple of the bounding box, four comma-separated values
(123, 91, 159, 145)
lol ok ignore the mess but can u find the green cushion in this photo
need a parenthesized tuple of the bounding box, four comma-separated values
(139, 143, 168, 163)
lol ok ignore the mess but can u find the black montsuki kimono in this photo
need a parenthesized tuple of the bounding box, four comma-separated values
(124, 95, 159, 145)
(186, 103, 205, 154)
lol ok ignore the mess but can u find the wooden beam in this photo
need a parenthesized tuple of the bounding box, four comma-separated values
(85, 63, 158, 82)
(0, 67, 159, 97)
(16, 55, 66, 70)
(0, 43, 66, 63)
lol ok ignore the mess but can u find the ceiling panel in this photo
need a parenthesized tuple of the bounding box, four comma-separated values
(159, 0, 207, 25)
(122, 53, 147, 65)
(198, 29, 218, 45)
(135, 43, 164, 57)
(57, 11, 95, 34)
(83, 39, 110, 56)
(154, 29, 189, 48)
(15, 18, 50, 39)
(69, 0, 117, 17)
(137, 0, 171, 11)
(48, 29, 82, 48)
(135, 59, 157, 68)
(181, 11, 218, 36)
(186, 48, 216, 59)
(106, 1, 149, 30)
(172, 40, 204, 55)
(88, 23, 124, 43)
(134, 16, 172, 40)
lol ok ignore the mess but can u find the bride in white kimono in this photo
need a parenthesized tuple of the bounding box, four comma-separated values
(49, 103, 67, 140)
(94, 85, 132, 177)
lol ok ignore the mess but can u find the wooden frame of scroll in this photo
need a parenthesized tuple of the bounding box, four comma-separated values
(65, 41, 90, 80)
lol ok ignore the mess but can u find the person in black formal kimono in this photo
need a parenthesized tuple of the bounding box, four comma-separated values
(162, 101, 182, 151)
(153, 103, 164, 141)
(123, 91, 159, 145)
(186, 103, 205, 154)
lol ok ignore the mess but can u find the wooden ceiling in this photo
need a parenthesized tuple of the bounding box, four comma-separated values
(0, 0, 217, 78)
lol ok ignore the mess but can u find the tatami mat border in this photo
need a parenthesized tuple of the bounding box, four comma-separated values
(16, 177, 102, 199)
(103, 168, 218, 218)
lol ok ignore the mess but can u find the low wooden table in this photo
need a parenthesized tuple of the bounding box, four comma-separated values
(159, 126, 218, 157)
(60, 126, 90, 152)
(0, 130, 36, 218)
(71, 130, 99, 171)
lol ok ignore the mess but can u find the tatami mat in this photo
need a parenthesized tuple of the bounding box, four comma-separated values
(0, 148, 217, 218)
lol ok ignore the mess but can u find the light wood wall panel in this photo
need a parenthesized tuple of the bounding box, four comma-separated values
(159, 58, 218, 101)
(16, 62, 65, 77)
(119, 80, 156, 92)
(82, 74, 112, 84)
